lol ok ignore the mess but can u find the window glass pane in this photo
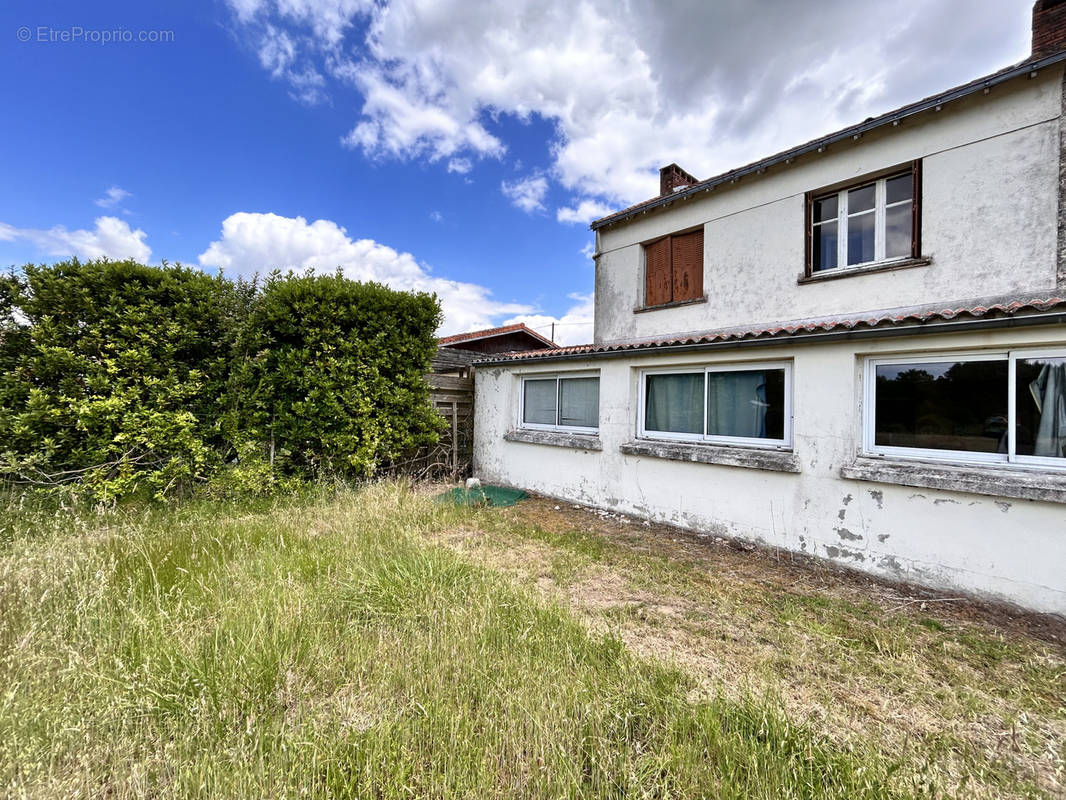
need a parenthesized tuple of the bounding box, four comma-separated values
(847, 184, 875, 213)
(523, 379, 557, 425)
(645, 373, 704, 435)
(874, 360, 1008, 453)
(707, 369, 786, 440)
(847, 211, 875, 265)
(813, 195, 837, 223)
(886, 173, 912, 205)
(813, 220, 838, 271)
(885, 203, 912, 259)
(1015, 357, 1066, 459)
(559, 377, 599, 428)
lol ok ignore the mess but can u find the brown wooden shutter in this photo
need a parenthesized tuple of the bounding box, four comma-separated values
(910, 159, 922, 259)
(670, 229, 704, 302)
(644, 237, 672, 306)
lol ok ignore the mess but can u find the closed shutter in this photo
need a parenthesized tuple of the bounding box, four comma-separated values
(670, 229, 704, 302)
(644, 237, 672, 306)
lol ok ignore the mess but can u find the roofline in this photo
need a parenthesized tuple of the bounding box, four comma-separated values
(475, 312, 1066, 366)
(439, 323, 557, 348)
(590, 50, 1066, 232)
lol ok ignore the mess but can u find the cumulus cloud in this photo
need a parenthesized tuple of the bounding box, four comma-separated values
(197, 211, 532, 334)
(500, 173, 548, 213)
(0, 216, 151, 263)
(95, 186, 132, 209)
(225, 0, 1031, 212)
(504, 292, 594, 347)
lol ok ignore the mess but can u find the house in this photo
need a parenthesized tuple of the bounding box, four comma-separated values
(434, 323, 558, 378)
(472, 2, 1066, 616)
(439, 323, 557, 355)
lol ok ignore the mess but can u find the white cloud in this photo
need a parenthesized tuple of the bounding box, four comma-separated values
(504, 292, 594, 347)
(500, 173, 548, 213)
(429, 210, 443, 222)
(557, 199, 615, 225)
(1, 216, 151, 263)
(580, 241, 595, 260)
(447, 157, 472, 174)
(95, 186, 132, 209)
(197, 211, 532, 334)
(227, 0, 1032, 211)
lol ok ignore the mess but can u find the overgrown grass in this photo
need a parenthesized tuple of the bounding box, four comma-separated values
(0, 483, 926, 798)
(452, 500, 1066, 799)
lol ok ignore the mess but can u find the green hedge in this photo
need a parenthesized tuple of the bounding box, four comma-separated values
(0, 260, 443, 500)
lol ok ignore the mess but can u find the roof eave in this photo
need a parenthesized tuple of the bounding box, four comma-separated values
(474, 311, 1066, 367)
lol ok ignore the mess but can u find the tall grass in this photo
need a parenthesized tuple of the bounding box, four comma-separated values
(0, 483, 914, 798)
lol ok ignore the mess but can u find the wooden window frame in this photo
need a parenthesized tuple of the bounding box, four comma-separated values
(642, 227, 705, 309)
(804, 160, 922, 280)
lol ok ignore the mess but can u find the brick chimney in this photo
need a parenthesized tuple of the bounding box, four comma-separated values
(659, 163, 699, 197)
(1033, 0, 1066, 59)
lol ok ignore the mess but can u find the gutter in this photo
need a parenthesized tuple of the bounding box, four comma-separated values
(590, 51, 1066, 232)
(475, 312, 1066, 367)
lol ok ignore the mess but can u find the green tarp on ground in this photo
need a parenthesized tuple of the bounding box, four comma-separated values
(436, 485, 528, 507)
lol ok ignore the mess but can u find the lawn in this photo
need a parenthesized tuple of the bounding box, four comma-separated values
(0, 482, 1062, 798)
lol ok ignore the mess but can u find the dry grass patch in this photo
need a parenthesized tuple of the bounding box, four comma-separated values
(434, 495, 1066, 799)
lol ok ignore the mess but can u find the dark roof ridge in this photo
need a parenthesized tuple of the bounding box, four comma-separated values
(590, 50, 1066, 231)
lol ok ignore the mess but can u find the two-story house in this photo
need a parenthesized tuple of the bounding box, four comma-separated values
(473, 1, 1066, 616)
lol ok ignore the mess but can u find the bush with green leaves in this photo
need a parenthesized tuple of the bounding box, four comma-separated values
(225, 272, 443, 481)
(0, 260, 443, 500)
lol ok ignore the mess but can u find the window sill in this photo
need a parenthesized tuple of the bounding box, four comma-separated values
(634, 295, 707, 314)
(620, 440, 800, 473)
(797, 257, 930, 284)
(840, 456, 1066, 504)
(505, 429, 602, 451)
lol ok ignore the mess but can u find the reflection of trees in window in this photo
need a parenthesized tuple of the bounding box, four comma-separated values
(875, 360, 1007, 452)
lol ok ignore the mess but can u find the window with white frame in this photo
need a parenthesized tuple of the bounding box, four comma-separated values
(808, 163, 920, 274)
(520, 373, 599, 433)
(639, 363, 792, 448)
(865, 350, 1066, 466)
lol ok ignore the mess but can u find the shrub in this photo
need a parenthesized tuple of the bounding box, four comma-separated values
(0, 259, 250, 500)
(226, 272, 444, 480)
(0, 261, 444, 500)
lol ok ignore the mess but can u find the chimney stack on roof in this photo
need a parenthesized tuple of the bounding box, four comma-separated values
(1033, 0, 1066, 59)
(659, 163, 699, 197)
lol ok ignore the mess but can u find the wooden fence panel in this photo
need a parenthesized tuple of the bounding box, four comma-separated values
(392, 373, 475, 479)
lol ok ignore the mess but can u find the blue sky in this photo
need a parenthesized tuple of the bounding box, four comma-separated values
(0, 0, 1033, 342)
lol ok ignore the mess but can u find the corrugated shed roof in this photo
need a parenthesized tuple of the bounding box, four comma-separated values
(474, 296, 1066, 365)
(590, 50, 1066, 232)
(438, 323, 557, 348)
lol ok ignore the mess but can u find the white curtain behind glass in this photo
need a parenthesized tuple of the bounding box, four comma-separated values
(706, 371, 768, 438)
(559, 377, 599, 428)
(646, 374, 704, 434)
(1028, 361, 1066, 458)
(523, 379, 557, 425)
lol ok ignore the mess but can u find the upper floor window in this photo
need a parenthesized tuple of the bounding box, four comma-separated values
(807, 162, 921, 276)
(643, 228, 704, 307)
(864, 349, 1066, 467)
(639, 362, 792, 448)
(521, 373, 599, 433)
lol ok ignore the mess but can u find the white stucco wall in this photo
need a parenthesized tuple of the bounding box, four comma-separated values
(473, 326, 1066, 615)
(594, 67, 1064, 344)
